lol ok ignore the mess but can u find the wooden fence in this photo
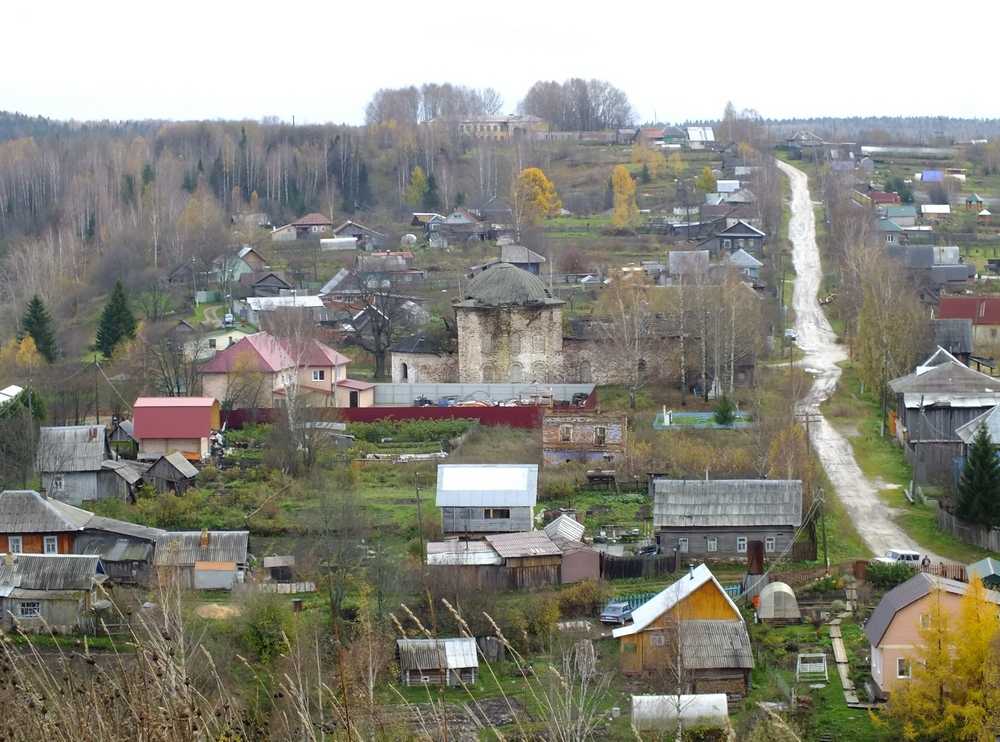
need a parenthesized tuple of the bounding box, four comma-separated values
(599, 553, 676, 580)
(427, 564, 561, 591)
(938, 507, 1000, 552)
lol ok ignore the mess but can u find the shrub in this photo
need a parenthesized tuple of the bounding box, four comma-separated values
(239, 593, 293, 664)
(713, 395, 737, 426)
(866, 561, 917, 589)
(557, 580, 611, 617)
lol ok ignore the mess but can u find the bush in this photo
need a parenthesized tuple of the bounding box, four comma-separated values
(713, 395, 736, 426)
(239, 593, 293, 664)
(523, 595, 561, 649)
(557, 580, 611, 617)
(866, 561, 917, 589)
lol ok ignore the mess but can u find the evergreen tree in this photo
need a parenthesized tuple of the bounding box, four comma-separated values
(18, 295, 57, 363)
(95, 281, 137, 359)
(958, 425, 1000, 526)
(640, 163, 651, 184)
(356, 161, 373, 209)
(423, 173, 441, 211)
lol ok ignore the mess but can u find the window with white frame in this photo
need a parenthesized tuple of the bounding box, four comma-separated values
(678, 537, 689, 553)
(594, 426, 607, 446)
(765, 536, 776, 553)
(560, 425, 573, 443)
(736, 536, 748, 553)
(312, 369, 325, 381)
(8, 536, 22, 553)
(706, 537, 718, 553)
(43, 536, 58, 554)
(897, 657, 911, 678)
(18, 602, 40, 618)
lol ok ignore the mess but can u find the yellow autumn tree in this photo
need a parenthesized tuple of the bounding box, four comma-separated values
(694, 165, 717, 193)
(631, 143, 666, 179)
(404, 166, 428, 208)
(513, 167, 561, 227)
(878, 583, 1000, 742)
(667, 151, 687, 179)
(610, 164, 639, 230)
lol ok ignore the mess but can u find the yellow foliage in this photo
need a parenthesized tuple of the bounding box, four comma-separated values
(15, 336, 41, 371)
(405, 166, 428, 208)
(694, 165, 717, 193)
(610, 164, 638, 229)
(667, 152, 687, 179)
(632, 144, 666, 179)
(514, 167, 561, 226)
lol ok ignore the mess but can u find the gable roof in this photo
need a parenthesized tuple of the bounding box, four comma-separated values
(435, 464, 538, 507)
(718, 220, 765, 238)
(0, 490, 94, 533)
(680, 620, 754, 670)
(938, 296, 1000, 325)
(968, 557, 1000, 581)
(613, 564, 741, 637)
(877, 218, 903, 232)
(726, 248, 764, 269)
(199, 332, 295, 374)
(889, 349, 1000, 396)
(865, 572, 1000, 647)
(153, 531, 249, 566)
(687, 127, 715, 142)
(36, 426, 109, 473)
(652, 479, 803, 528)
(668, 250, 710, 276)
(955, 404, 1000, 444)
(883, 205, 918, 219)
(333, 220, 386, 238)
(484, 531, 561, 558)
(426, 540, 503, 566)
(544, 514, 585, 542)
(930, 318, 973, 356)
(291, 212, 334, 227)
(150, 451, 200, 479)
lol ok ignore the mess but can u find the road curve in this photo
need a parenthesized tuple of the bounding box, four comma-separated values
(777, 160, 941, 561)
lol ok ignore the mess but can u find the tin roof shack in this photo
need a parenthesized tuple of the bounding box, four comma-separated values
(0, 553, 107, 634)
(36, 425, 119, 505)
(613, 565, 752, 696)
(146, 452, 199, 494)
(436, 464, 537, 537)
(396, 638, 478, 687)
(153, 530, 249, 590)
(542, 411, 628, 466)
(652, 479, 803, 559)
(889, 348, 1000, 485)
(865, 573, 1000, 698)
(484, 531, 562, 589)
(262, 555, 296, 582)
(133, 397, 220, 462)
(0, 489, 164, 584)
(543, 514, 600, 584)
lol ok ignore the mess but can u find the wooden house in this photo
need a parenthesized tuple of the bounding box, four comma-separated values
(36, 425, 112, 504)
(652, 479, 803, 559)
(133, 397, 220, 462)
(436, 464, 537, 537)
(613, 564, 753, 696)
(483, 531, 562, 589)
(237, 270, 292, 298)
(333, 220, 386, 250)
(146, 452, 199, 494)
(0, 554, 108, 634)
(396, 638, 478, 686)
(698, 220, 766, 258)
(153, 529, 249, 590)
(865, 573, 1000, 698)
(889, 348, 1000, 484)
(542, 410, 628, 466)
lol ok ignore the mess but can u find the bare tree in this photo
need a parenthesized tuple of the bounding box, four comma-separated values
(348, 272, 415, 380)
(594, 274, 656, 409)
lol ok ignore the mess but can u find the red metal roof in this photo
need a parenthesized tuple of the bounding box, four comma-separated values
(869, 191, 901, 205)
(199, 333, 349, 373)
(938, 296, 1000, 325)
(133, 397, 219, 440)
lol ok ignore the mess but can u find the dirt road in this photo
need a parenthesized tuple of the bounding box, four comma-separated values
(777, 160, 942, 561)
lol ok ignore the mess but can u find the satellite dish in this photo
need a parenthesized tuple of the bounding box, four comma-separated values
(401, 233, 417, 246)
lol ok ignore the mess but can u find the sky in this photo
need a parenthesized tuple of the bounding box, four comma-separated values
(3, 1, 997, 125)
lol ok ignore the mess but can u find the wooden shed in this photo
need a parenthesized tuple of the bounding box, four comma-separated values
(397, 638, 478, 686)
(484, 531, 562, 589)
(146, 452, 198, 494)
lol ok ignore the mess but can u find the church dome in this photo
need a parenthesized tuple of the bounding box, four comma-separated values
(459, 263, 560, 307)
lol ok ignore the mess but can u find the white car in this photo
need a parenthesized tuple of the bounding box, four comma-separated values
(871, 549, 922, 566)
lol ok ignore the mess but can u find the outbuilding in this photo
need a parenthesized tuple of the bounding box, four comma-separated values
(396, 638, 479, 686)
(0, 553, 107, 633)
(756, 581, 801, 623)
(133, 397, 220, 462)
(153, 529, 249, 590)
(631, 693, 729, 733)
(436, 464, 538, 537)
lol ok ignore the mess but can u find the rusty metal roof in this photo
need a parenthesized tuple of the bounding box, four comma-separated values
(484, 531, 560, 558)
(154, 531, 249, 566)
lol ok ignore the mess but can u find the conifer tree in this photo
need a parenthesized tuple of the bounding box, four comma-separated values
(18, 295, 57, 363)
(95, 281, 137, 359)
(423, 173, 440, 211)
(958, 425, 1000, 526)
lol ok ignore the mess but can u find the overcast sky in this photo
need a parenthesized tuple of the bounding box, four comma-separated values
(4, 1, 996, 125)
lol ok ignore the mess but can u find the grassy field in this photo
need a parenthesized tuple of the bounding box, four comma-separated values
(821, 362, 996, 562)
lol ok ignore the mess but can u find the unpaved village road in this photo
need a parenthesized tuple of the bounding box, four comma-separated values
(777, 160, 943, 562)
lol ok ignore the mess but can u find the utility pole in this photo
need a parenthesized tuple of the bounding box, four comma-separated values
(414, 472, 425, 562)
(819, 487, 829, 572)
(94, 353, 100, 424)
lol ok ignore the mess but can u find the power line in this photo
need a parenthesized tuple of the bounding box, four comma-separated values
(94, 360, 131, 409)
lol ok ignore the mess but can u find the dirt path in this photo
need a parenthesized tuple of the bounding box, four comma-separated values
(777, 160, 942, 561)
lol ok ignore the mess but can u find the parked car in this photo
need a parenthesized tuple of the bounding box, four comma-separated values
(871, 549, 922, 566)
(783, 328, 798, 342)
(636, 543, 658, 557)
(599, 601, 633, 625)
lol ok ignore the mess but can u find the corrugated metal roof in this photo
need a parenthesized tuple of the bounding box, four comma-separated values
(0, 490, 93, 532)
(154, 531, 249, 566)
(891, 351, 1000, 395)
(652, 479, 803, 528)
(969, 557, 1000, 579)
(426, 540, 502, 566)
(680, 620, 754, 669)
(435, 465, 538, 507)
(85, 515, 165, 542)
(154, 452, 199, 479)
(955, 404, 1000, 444)
(544, 514, 585, 542)
(73, 533, 154, 562)
(133, 398, 218, 440)
(0, 553, 104, 592)
(484, 531, 561, 558)
(101, 459, 149, 485)
(36, 426, 109, 473)
(397, 638, 478, 671)
(614, 565, 741, 638)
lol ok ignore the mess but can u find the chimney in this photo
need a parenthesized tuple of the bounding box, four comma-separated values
(3, 553, 13, 567)
(689, 564, 695, 580)
(200, 528, 210, 549)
